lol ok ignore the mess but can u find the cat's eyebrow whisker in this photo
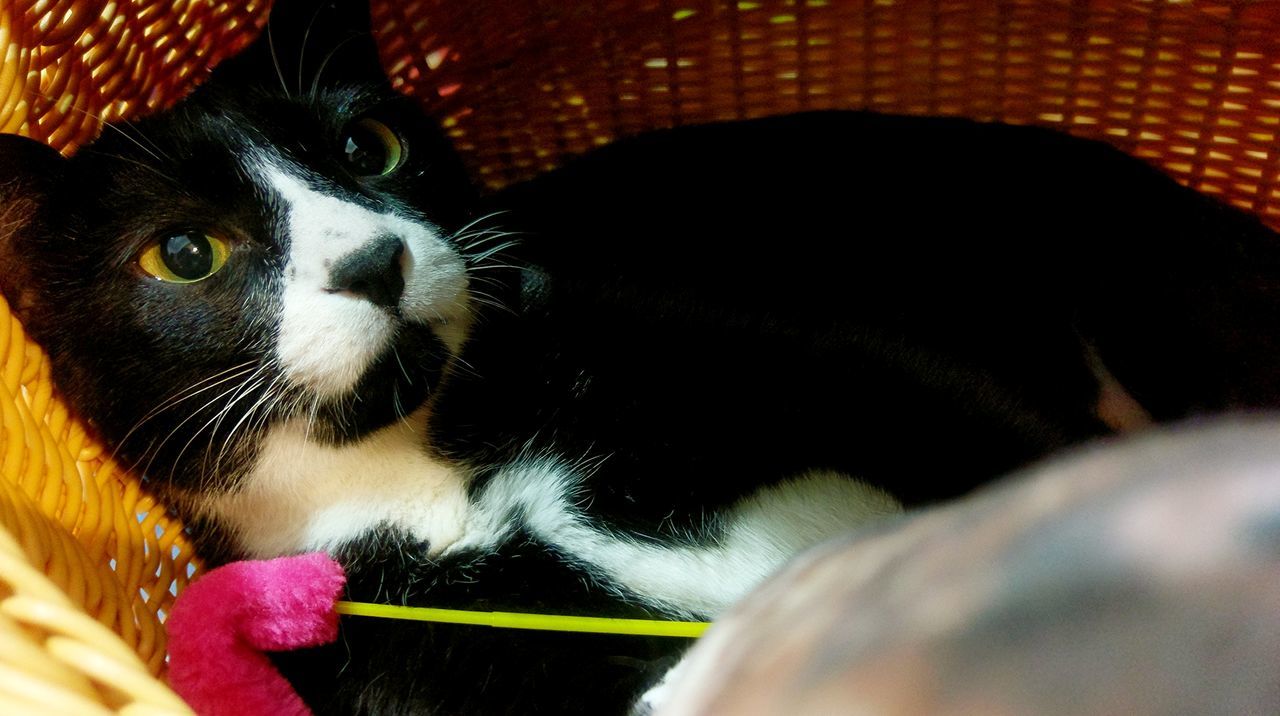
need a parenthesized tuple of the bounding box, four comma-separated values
(80, 150, 180, 186)
(306, 34, 364, 102)
(27, 87, 173, 165)
(101, 119, 174, 165)
(266, 20, 293, 99)
(26, 88, 171, 163)
(295, 3, 330, 99)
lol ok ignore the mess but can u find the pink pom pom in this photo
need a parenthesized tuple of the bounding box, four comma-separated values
(167, 552, 347, 715)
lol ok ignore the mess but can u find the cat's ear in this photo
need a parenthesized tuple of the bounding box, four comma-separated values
(209, 0, 388, 93)
(0, 133, 66, 318)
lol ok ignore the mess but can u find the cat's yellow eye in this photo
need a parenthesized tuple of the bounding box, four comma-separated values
(340, 118, 404, 177)
(138, 233, 231, 283)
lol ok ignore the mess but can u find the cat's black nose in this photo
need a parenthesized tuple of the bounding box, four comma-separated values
(327, 234, 406, 309)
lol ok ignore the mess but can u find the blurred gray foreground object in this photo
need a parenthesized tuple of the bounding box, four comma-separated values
(658, 418, 1280, 715)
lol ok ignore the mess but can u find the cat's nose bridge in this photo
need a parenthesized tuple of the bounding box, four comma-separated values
(325, 233, 406, 309)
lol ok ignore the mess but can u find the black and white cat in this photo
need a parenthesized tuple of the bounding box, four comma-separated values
(4, 0, 1280, 713)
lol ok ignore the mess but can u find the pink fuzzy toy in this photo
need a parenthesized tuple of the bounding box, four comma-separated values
(167, 552, 347, 715)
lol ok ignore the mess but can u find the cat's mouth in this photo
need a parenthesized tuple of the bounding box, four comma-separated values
(273, 265, 473, 444)
(271, 240, 472, 445)
(275, 279, 470, 398)
(304, 316, 455, 442)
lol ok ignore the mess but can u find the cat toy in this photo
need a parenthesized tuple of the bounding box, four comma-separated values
(166, 553, 709, 715)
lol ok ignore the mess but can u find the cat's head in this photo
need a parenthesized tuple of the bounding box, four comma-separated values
(0, 0, 483, 494)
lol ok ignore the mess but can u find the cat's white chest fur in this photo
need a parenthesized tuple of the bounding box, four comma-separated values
(199, 409, 902, 617)
(201, 407, 472, 558)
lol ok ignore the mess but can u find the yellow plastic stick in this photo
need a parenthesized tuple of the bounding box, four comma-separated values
(335, 601, 709, 638)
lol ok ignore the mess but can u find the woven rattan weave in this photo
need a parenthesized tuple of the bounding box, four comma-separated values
(2, 0, 1279, 712)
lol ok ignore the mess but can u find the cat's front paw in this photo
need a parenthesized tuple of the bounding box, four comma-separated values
(630, 654, 690, 716)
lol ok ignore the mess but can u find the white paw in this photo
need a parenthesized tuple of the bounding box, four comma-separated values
(631, 654, 690, 716)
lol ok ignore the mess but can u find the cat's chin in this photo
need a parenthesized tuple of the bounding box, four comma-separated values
(304, 320, 453, 445)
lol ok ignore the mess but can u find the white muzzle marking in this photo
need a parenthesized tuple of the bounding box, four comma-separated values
(256, 159, 470, 399)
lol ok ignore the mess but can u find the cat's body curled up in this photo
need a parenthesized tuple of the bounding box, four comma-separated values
(5, 1, 1280, 713)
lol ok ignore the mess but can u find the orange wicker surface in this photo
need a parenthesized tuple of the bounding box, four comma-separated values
(2, 0, 269, 151)
(385, 0, 1280, 219)
(3, 0, 1280, 709)
(0, 299, 194, 713)
(11, 1, 1280, 220)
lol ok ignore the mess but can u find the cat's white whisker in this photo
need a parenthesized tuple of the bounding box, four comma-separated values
(265, 22, 293, 98)
(27, 88, 173, 166)
(111, 362, 259, 465)
(445, 352, 481, 381)
(294, 3, 329, 99)
(203, 363, 276, 465)
(460, 285, 516, 319)
(464, 274, 509, 292)
(390, 382, 406, 423)
(82, 150, 181, 190)
(465, 241, 521, 265)
(306, 34, 363, 100)
(457, 231, 522, 255)
(303, 393, 323, 443)
(131, 362, 257, 425)
(194, 372, 270, 481)
(206, 363, 270, 437)
(139, 375, 261, 482)
(214, 371, 289, 476)
(390, 345, 413, 386)
(450, 210, 511, 239)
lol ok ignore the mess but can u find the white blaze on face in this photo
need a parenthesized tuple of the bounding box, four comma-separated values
(256, 159, 470, 399)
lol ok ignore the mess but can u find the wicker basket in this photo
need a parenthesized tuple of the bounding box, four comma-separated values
(3, 0, 1280, 712)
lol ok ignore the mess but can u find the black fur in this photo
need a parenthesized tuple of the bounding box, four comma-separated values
(435, 109, 1280, 517)
(5, 0, 1280, 713)
(0, 66, 475, 493)
(273, 527, 683, 715)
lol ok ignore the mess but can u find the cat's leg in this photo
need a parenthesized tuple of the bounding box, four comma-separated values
(630, 652, 691, 716)
(477, 461, 906, 618)
(621, 471, 903, 714)
(1068, 167, 1280, 418)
